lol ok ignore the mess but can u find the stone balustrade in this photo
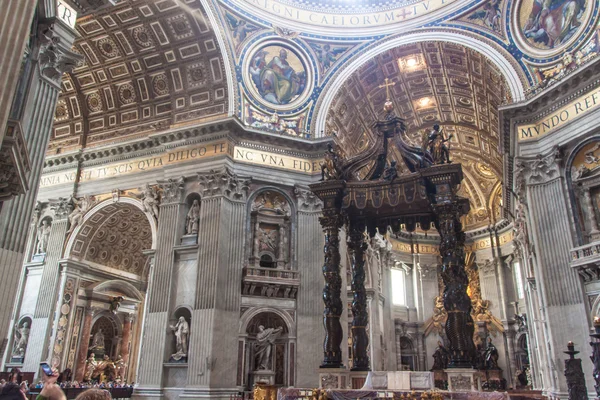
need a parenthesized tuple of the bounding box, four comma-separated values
(242, 266, 300, 299)
(570, 241, 600, 282)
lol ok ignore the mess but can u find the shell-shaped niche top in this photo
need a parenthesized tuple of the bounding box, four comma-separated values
(252, 191, 291, 216)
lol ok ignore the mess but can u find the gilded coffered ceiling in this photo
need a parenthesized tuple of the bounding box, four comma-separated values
(327, 41, 508, 229)
(70, 202, 152, 277)
(50, 0, 228, 155)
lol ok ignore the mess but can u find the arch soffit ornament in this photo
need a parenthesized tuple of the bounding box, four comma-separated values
(199, 0, 236, 116)
(64, 196, 158, 259)
(239, 307, 296, 337)
(91, 312, 123, 336)
(313, 30, 527, 136)
(247, 186, 296, 216)
(89, 279, 145, 301)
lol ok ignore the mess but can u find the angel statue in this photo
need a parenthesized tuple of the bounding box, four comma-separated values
(140, 184, 160, 220)
(423, 124, 452, 164)
(12, 321, 30, 358)
(68, 195, 95, 233)
(320, 143, 343, 181)
(109, 296, 124, 314)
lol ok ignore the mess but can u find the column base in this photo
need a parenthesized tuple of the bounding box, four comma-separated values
(319, 367, 348, 389)
(445, 368, 481, 391)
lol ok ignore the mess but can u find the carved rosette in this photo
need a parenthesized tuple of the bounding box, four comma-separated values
(319, 209, 345, 368)
(434, 201, 475, 368)
(158, 176, 185, 205)
(198, 168, 251, 201)
(347, 220, 370, 371)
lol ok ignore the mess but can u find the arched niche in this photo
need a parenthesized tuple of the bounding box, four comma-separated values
(89, 313, 122, 360)
(237, 308, 295, 388)
(566, 136, 600, 245)
(182, 193, 201, 242)
(247, 188, 295, 270)
(9, 316, 32, 363)
(64, 199, 155, 279)
(397, 336, 416, 371)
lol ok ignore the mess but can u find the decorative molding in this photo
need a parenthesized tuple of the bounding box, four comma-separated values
(49, 197, 72, 220)
(158, 177, 186, 205)
(197, 168, 251, 200)
(514, 146, 563, 188)
(293, 186, 322, 212)
(37, 23, 81, 87)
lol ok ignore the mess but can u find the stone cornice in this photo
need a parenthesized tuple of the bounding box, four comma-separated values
(43, 117, 332, 171)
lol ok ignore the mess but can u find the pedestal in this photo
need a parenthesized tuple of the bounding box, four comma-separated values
(31, 253, 46, 262)
(253, 370, 275, 385)
(445, 368, 480, 391)
(180, 234, 197, 245)
(319, 368, 348, 389)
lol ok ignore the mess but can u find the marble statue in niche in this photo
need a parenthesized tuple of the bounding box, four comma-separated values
(36, 219, 51, 254)
(11, 320, 30, 359)
(90, 329, 105, 351)
(254, 325, 283, 370)
(250, 191, 291, 270)
(185, 199, 200, 235)
(169, 316, 189, 362)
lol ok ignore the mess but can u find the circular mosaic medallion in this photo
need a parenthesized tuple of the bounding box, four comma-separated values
(513, 0, 595, 57)
(244, 40, 312, 110)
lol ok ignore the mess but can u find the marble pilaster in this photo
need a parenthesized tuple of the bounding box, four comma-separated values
(294, 187, 326, 387)
(516, 150, 594, 395)
(22, 198, 70, 372)
(0, 17, 79, 360)
(136, 178, 185, 390)
(184, 168, 249, 394)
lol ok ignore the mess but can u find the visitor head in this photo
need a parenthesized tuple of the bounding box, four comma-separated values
(75, 389, 112, 400)
(0, 382, 26, 400)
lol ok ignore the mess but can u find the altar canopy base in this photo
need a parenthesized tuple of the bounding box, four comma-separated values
(277, 388, 546, 400)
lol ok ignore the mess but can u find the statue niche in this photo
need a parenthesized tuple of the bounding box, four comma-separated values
(181, 193, 201, 245)
(10, 317, 32, 363)
(245, 312, 289, 387)
(88, 316, 117, 360)
(249, 191, 291, 269)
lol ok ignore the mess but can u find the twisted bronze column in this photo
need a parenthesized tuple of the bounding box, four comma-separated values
(434, 202, 475, 368)
(347, 220, 370, 371)
(319, 209, 345, 368)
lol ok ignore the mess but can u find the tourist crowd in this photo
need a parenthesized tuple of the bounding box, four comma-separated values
(0, 373, 131, 400)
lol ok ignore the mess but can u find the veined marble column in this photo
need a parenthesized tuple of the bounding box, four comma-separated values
(294, 187, 325, 387)
(516, 150, 594, 395)
(136, 178, 185, 392)
(0, 0, 37, 145)
(185, 168, 249, 393)
(22, 198, 70, 372)
(74, 308, 96, 382)
(120, 314, 134, 379)
(0, 17, 78, 360)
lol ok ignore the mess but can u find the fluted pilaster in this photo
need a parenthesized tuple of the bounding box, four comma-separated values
(137, 178, 184, 388)
(294, 187, 324, 386)
(0, 18, 78, 361)
(186, 168, 249, 389)
(517, 150, 593, 394)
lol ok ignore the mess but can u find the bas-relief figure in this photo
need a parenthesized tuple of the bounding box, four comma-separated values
(185, 199, 200, 235)
(12, 321, 30, 358)
(249, 46, 307, 105)
(521, 0, 587, 49)
(258, 228, 278, 252)
(253, 325, 283, 370)
(36, 220, 51, 254)
(67, 195, 95, 233)
(169, 316, 189, 361)
(140, 184, 160, 220)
